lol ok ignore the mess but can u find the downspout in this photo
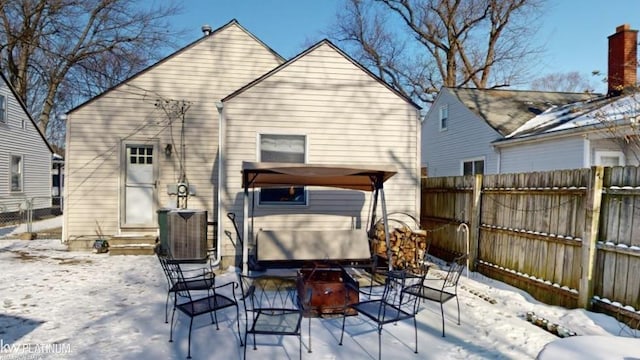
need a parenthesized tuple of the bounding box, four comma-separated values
(416, 108, 423, 222)
(242, 173, 249, 274)
(212, 101, 225, 267)
(61, 114, 71, 244)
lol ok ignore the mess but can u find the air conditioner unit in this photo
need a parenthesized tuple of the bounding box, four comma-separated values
(166, 209, 208, 262)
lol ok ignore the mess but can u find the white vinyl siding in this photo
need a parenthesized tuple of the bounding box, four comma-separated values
(64, 23, 283, 240)
(589, 138, 639, 166)
(499, 136, 586, 173)
(422, 89, 501, 176)
(222, 42, 420, 241)
(0, 78, 52, 213)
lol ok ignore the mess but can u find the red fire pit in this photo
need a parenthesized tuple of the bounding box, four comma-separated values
(297, 267, 359, 317)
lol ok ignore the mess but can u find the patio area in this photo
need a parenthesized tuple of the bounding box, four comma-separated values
(1, 235, 638, 359)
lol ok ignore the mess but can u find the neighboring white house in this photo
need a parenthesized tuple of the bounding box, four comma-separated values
(0, 72, 53, 222)
(422, 24, 639, 176)
(64, 20, 421, 267)
(422, 87, 594, 176)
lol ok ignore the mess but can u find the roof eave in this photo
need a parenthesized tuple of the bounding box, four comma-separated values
(0, 72, 53, 154)
(223, 39, 421, 110)
(68, 19, 285, 115)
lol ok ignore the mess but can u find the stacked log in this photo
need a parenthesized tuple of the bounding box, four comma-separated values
(372, 222, 428, 270)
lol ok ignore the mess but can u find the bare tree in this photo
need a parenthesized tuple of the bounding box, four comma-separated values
(0, 0, 184, 146)
(329, 0, 545, 104)
(590, 91, 640, 165)
(530, 71, 596, 93)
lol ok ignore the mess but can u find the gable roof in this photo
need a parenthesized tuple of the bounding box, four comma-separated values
(222, 39, 420, 109)
(502, 93, 637, 141)
(68, 19, 285, 114)
(0, 72, 53, 154)
(446, 87, 598, 136)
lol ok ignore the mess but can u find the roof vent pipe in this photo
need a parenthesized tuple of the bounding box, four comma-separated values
(201, 24, 212, 37)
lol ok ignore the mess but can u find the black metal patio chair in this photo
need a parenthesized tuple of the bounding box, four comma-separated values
(156, 247, 216, 323)
(238, 273, 312, 360)
(403, 253, 467, 337)
(339, 269, 426, 360)
(161, 256, 242, 359)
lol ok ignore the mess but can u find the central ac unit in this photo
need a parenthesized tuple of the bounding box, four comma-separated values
(166, 209, 208, 261)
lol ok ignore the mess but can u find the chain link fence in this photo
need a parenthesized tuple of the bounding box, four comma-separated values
(0, 196, 62, 232)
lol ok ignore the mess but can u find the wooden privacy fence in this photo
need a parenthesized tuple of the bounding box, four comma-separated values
(421, 166, 640, 328)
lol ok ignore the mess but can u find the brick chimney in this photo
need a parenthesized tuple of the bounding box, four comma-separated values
(608, 24, 638, 96)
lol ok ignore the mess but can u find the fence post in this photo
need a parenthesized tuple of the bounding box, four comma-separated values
(578, 166, 604, 309)
(469, 173, 483, 272)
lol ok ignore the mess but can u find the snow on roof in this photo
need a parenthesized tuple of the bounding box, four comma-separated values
(506, 93, 640, 139)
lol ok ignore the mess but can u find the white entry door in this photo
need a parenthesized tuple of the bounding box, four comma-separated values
(123, 144, 157, 227)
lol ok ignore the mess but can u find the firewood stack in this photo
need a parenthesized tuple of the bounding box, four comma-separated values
(372, 222, 428, 270)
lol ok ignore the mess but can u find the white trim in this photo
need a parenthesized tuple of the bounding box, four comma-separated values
(0, 94, 6, 123)
(415, 108, 422, 218)
(461, 156, 486, 176)
(214, 101, 224, 267)
(119, 140, 159, 229)
(583, 137, 591, 167)
(10, 154, 23, 192)
(439, 104, 448, 131)
(256, 133, 309, 207)
(594, 150, 625, 166)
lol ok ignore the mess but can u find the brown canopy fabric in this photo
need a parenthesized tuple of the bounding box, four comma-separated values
(241, 161, 397, 191)
(240, 161, 397, 274)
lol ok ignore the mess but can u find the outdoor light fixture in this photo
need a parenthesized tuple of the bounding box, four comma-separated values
(164, 144, 172, 157)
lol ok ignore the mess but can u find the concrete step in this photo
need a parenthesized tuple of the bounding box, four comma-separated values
(108, 235, 157, 246)
(108, 244, 156, 256)
(107, 234, 157, 255)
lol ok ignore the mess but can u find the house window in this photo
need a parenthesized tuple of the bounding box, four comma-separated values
(259, 134, 306, 205)
(462, 158, 484, 175)
(0, 94, 6, 123)
(10, 155, 23, 192)
(129, 146, 153, 165)
(439, 105, 448, 131)
(594, 150, 624, 166)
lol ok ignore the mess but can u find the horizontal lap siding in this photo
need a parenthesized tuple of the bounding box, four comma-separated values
(65, 24, 283, 240)
(500, 136, 585, 173)
(222, 43, 420, 250)
(422, 89, 502, 176)
(0, 81, 51, 211)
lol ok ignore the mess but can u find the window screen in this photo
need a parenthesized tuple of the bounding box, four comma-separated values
(259, 134, 306, 205)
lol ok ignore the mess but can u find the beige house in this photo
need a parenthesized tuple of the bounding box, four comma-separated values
(64, 20, 421, 267)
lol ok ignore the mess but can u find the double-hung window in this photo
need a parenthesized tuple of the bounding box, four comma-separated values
(439, 105, 448, 131)
(462, 158, 484, 176)
(11, 155, 23, 192)
(259, 134, 306, 205)
(0, 94, 6, 123)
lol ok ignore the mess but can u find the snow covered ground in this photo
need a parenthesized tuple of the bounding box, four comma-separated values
(1, 217, 639, 359)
